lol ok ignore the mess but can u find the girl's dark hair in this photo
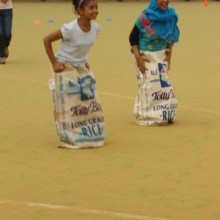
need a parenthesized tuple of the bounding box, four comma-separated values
(72, 0, 89, 13)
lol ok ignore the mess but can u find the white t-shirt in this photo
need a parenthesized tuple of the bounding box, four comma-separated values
(0, 0, 13, 9)
(56, 19, 101, 67)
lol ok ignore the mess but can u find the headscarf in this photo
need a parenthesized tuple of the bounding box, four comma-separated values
(138, 0, 180, 43)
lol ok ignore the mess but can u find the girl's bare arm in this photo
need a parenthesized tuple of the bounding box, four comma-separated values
(43, 30, 64, 73)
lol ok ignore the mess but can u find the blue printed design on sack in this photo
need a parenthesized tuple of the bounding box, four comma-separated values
(158, 63, 171, 88)
(78, 75, 95, 101)
(71, 117, 105, 143)
(65, 75, 95, 101)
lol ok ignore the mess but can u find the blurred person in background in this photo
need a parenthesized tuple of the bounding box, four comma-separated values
(0, 0, 13, 64)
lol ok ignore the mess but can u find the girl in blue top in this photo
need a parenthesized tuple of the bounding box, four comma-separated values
(129, 0, 180, 126)
(129, 0, 179, 73)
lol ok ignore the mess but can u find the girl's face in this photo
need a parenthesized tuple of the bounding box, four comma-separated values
(156, 0, 169, 10)
(80, 0, 98, 20)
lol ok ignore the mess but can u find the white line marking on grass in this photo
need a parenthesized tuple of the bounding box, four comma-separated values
(1, 73, 220, 116)
(0, 200, 170, 220)
(180, 105, 220, 116)
(99, 91, 134, 100)
(0, 74, 46, 85)
(99, 92, 220, 116)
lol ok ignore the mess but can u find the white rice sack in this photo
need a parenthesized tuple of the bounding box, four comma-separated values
(49, 64, 105, 148)
(134, 50, 177, 126)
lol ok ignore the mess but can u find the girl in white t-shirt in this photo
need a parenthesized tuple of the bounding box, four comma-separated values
(43, 0, 100, 72)
(43, 0, 105, 149)
(0, 0, 13, 64)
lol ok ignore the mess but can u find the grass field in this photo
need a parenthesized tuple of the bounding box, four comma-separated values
(0, 1, 220, 220)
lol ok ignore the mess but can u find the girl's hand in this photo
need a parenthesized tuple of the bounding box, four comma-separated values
(164, 44, 173, 71)
(164, 50, 171, 70)
(85, 62, 90, 70)
(167, 60, 171, 71)
(136, 55, 149, 74)
(53, 62, 65, 73)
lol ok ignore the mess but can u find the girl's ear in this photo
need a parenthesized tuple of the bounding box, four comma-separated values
(77, 7, 83, 15)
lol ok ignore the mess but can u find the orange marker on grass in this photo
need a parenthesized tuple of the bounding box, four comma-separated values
(204, 0, 208, 7)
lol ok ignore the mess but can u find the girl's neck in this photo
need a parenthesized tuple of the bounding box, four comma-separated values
(77, 17, 91, 32)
